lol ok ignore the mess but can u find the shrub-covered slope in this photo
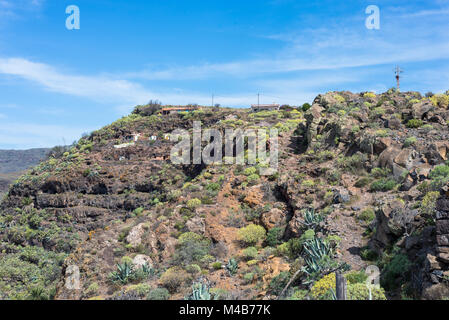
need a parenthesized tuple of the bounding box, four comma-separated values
(1, 90, 449, 300)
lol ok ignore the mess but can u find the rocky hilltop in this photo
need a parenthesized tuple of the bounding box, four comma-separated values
(1, 89, 449, 300)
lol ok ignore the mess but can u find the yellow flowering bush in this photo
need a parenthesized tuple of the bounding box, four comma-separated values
(364, 92, 376, 99)
(334, 94, 346, 104)
(430, 94, 449, 108)
(310, 273, 336, 300)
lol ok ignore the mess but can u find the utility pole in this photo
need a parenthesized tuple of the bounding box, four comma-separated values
(394, 66, 403, 92)
(257, 93, 260, 107)
(212, 94, 214, 107)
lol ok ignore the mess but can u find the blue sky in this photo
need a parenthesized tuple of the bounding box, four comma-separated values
(1, 0, 449, 149)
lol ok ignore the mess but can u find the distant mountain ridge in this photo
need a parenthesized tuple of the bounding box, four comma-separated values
(0, 148, 50, 198)
(0, 148, 50, 174)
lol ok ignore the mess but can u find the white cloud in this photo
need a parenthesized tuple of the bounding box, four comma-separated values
(399, 7, 449, 17)
(0, 58, 153, 105)
(0, 0, 44, 18)
(125, 36, 449, 82)
(0, 57, 289, 110)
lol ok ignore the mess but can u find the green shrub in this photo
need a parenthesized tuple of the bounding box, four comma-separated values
(268, 271, 290, 296)
(347, 283, 386, 300)
(242, 247, 258, 260)
(266, 227, 284, 247)
(428, 164, 449, 191)
(212, 262, 222, 270)
(246, 173, 260, 184)
(243, 272, 255, 284)
(147, 287, 170, 300)
(243, 167, 257, 176)
(337, 154, 367, 174)
(288, 289, 308, 300)
(355, 177, 372, 188)
(87, 282, 99, 295)
(205, 183, 221, 192)
(326, 235, 341, 247)
(238, 224, 266, 246)
(302, 103, 311, 112)
(185, 264, 201, 274)
(159, 267, 191, 293)
(406, 119, 423, 128)
(360, 247, 378, 261)
(345, 270, 368, 285)
(173, 233, 211, 267)
(187, 198, 202, 209)
(178, 232, 203, 244)
(133, 207, 144, 216)
(380, 253, 411, 291)
(301, 179, 315, 188)
(370, 178, 397, 192)
(375, 129, 389, 137)
(403, 136, 417, 147)
(300, 229, 315, 243)
(370, 167, 390, 178)
(420, 191, 440, 216)
(126, 283, 151, 297)
(351, 125, 360, 133)
(0, 246, 66, 300)
(358, 208, 375, 223)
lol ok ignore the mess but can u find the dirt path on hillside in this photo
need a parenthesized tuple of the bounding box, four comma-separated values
(279, 132, 370, 272)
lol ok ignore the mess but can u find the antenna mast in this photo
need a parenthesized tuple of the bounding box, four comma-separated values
(394, 66, 403, 92)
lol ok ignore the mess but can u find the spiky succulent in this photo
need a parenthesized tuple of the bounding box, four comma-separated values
(302, 208, 323, 230)
(186, 281, 214, 300)
(226, 258, 238, 276)
(109, 262, 134, 284)
(302, 238, 333, 277)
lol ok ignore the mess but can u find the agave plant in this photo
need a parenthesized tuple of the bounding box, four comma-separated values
(302, 208, 323, 230)
(186, 281, 214, 300)
(133, 262, 155, 280)
(140, 262, 154, 276)
(226, 258, 238, 276)
(329, 288, 337, 300)
(303, 238, 332, 261)
(301, 238, 333, 277)
(110, 262, 134, 284)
